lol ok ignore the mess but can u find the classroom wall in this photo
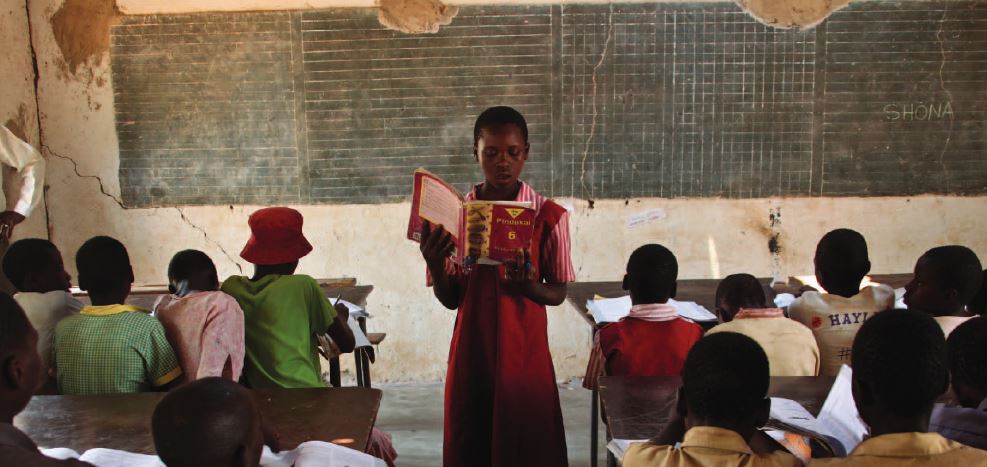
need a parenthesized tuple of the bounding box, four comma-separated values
(14, 0, 987, 383)
(0, 0, 47, 240)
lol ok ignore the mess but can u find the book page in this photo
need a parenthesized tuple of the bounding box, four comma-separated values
(78, 448, 164, 467)
(40, 447, 81, 460)
(293, 441, 386, 467)
(418, 175, 462, 239)
(817, 365, 868, 453)
(606, 439, 649, 460)
(667, 299, 718, 322)
(586, 296, 632, 323)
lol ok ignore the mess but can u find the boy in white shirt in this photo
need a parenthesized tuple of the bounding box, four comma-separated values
(1, 239, 82, 392)
(789, 229, 894, 376)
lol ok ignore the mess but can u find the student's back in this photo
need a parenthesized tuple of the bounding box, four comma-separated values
(708, 274, 820, 376)
(54, 237, 181, 394)
(929, 317, 987, 451)
(810, 311, 987, 467)
(788, 229, 892, 376)
(223, 274, 333, 389)
(598, 245, 703, 378)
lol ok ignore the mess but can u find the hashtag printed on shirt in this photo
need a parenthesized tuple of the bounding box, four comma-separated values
(53, 304, 182, 394)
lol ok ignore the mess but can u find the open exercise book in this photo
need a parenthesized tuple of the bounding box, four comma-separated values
(42, 442, 386, 467)
(585, 295, 717, 324)
(608, 365, 868, 461)
(407, 168, 535, 266)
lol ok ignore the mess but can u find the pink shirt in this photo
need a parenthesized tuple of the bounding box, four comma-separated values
(153, 291, 245, 383)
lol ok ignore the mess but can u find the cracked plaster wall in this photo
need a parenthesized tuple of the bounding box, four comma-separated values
(12, 0, 987, 383)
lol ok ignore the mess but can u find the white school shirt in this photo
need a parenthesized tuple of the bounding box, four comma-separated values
(14, 291, 83, 373)
(789, 285, 895, 376)
(0, 125, 45, 216)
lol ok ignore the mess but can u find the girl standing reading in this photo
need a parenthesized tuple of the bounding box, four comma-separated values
(419, 107, 574, 467)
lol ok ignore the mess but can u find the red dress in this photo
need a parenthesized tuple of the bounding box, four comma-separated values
(442, 184, 572, 467)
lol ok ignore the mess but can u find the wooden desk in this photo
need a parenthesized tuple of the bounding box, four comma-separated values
(14, 387, 382, 453)
(599, 376, 835, 440)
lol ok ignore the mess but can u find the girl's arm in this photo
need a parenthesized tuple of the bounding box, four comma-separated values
(420, 222, 462, 310)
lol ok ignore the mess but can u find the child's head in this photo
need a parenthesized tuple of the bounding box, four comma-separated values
(714, 273, 767, 322)
(813, 229, 871, 297)
(76, 236, 134, 301)
(945, 317, 987, 408)
(473, 106, 529, 191)
(1, 238, 71, 293)
(240, 207, 312, 274)
(0, 293, 41, 422)
(623, 244, 677, 305)
(152, 377, 264, 467)
(682, 332, 770, 437)
(168, 250, 219, 296)
(851, 310, 948, 429)
(967, 270, 987, 316)
(904, 246, 983, 317)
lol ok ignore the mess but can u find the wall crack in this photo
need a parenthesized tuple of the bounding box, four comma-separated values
(579, 8, 613, 202)
(935, 5, 954, 192)
(44, 145, 126, 209)
(174, 207, 244, 275)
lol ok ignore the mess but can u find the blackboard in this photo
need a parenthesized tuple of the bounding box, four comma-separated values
(110, 1, 987, 207)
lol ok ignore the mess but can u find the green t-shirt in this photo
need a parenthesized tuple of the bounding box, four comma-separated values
(221, 274, 337, 388)
(53, 305, 182, 395)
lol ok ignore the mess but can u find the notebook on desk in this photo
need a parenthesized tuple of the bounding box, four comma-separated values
(585, 295, 717, 324)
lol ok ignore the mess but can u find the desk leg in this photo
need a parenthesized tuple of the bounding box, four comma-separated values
(355, 351, 365, 387)
(591, 386, 599, 467)
(329, 357, 341, 388)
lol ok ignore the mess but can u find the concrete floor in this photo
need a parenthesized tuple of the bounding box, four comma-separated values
(374, 379, 608, 467)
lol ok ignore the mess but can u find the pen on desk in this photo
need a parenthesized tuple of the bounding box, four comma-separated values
(333, 293, 343, 306)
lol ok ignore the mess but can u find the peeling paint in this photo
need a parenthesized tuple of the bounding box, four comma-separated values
(376, 0, 457, 34)
(3, 104, 30, 142)
(734, 0, 849, 30)
(50, 0, 121, 75)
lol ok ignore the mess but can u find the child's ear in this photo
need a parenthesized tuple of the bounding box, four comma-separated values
(754, 397, 771, 429)
(670, 281, 678, 299)
(2, 355, 25, 391)
(127, 265, 135, 284)
(622, 274, 630, 291)
(675, 386, 688, 418)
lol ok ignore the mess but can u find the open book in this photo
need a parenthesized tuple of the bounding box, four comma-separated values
(763, 365, 868, 458)
(407, 168, 535, 265)
(585, 295, 717, 323)
(41, 443, 384, 467)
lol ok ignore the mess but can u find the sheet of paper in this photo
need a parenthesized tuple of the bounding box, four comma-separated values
(418, 175, 462, 238)
(586, 296, 717, 324)
(774, 293, 797, 308)
(78, 448, 165, 467)
(293, 441, 386, 467)
(817, 365, 869, 454)
(606, 439, 649, 459)
(336, 299, 368, 319)
(770, 397, 826, 433)
(586, 295, 632, 323)
(40, 447, 81, 460)
(894, 287, 906, 309)
(667, 298, 717, 322)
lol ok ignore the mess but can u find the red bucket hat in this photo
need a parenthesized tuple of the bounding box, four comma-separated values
(240, 207, 313, 265)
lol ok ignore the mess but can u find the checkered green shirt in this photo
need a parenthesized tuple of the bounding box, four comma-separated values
(53, 304, 182, 394)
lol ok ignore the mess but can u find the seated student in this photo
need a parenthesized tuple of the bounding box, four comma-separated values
(707, 273, 820, 376)
(904, 246, 983, 337)
(2, 239, 82, 392)
(810, 310, 987, 466)
(967, 270, 987, 316)
(929, 317, 987, 450)
(53, 236, 182, 394)
(152, 377, 264, 467)
(221, 207, 354, 389)
(0, 293, 92, 466)
(623, 332, 799, 467)
(789, 228, 894, 376)
(590, 244, 703, 385)
(153, 250, 245, 383)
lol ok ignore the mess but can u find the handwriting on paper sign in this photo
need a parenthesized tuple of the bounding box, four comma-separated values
(883, 102, 954, 121)
(627, 208, 668, 228)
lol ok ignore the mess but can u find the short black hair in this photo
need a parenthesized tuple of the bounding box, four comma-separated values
(2, 238, 58, 291)
(473, 106, 528, 147)
(76, 236, 132, 294)
(969, 270, 987, 314)
(683, 332, 769, 421)
(815, 229, 870, 291)
(852, 310, 947, 416)
(716, 274, 767, 312)
(920, 246, 984, 305)
(626, 244, 678, 303)
(947, 317, 987, 396)
(0, 292, 32, 359)
(168, 250, 217, 283)
(152, 377, 259, 467)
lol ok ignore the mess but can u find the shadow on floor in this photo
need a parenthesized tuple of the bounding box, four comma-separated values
(374, 379, 608, 467)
